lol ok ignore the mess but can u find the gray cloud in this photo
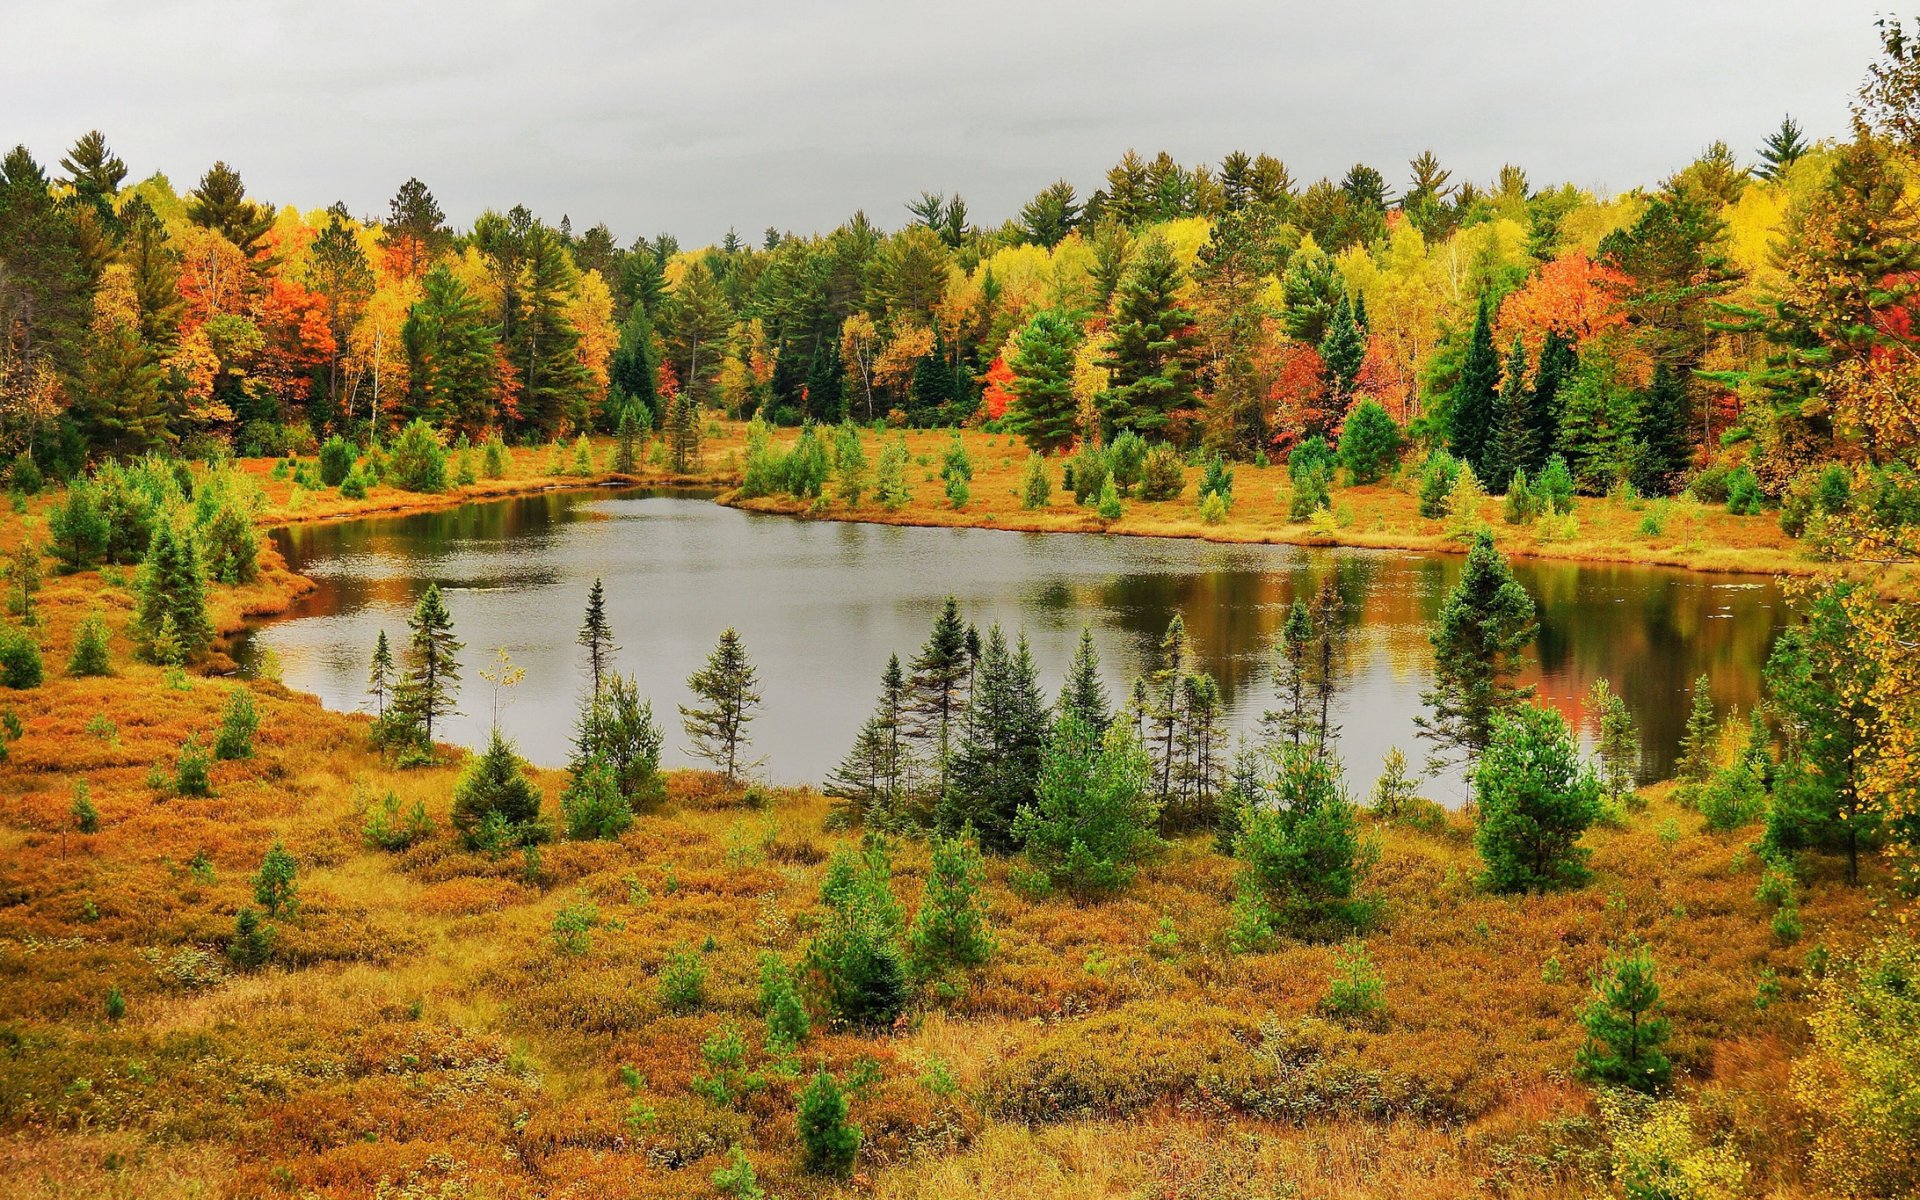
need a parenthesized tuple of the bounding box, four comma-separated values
(1, 0, 1887, 245)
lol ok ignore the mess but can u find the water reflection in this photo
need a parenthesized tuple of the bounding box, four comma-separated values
(235, 489, 1791, 804)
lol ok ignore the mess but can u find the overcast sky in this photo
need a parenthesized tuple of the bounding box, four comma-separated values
(1, 1, 1891, 246)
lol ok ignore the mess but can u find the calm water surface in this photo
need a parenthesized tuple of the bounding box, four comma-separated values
(234, 489, 1791, 802)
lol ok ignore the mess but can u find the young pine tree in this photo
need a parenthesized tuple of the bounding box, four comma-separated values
(1057, 627, 1112, 737)
(1015, 716, 1161, 899)
(1417, 530, 1537, 767)
(1675, 673, 1718, 785)
(451, 729, 545, 848)
(393, 584, 462, 750)
(907, 598, 971, 793)
(907, 831, 994, 976)
(1575, 944, 1673, 1093)
(680, 628, 762, 783)
(797, 1070, 861, 1177)
(940, 627, 1049, 852)
(1474, 705, 1603, 894)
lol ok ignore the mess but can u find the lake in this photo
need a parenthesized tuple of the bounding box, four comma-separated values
(233, 488, 1791, 803)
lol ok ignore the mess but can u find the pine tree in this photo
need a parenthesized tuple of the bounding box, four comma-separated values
(1418, 531, 1538, 766)
(1631, 365, 1691, 497)
(941, 627, 1050, 852)
(1575, 945, 1673, 1093)
(133, 522, 213, 663)
(611, 405, 640, 473)
(907, 831, 994, 974)
(1263, 600, 1314, 747)
(368, 630, 394, 722)
(907, 598, 971, 792)
(1755, 115, 1809, 181)
(1057, 627, 1112, 737)
(1228, 741, 1367, 941)
(1014, 716, 1161, 899)
(1448, 294, 1500, 478)
(1675, 673, 1717, 785)
(1007, 310, 1082, 453)
(826, 655, 913, 827)
(577, 578, 617, 698)
(1474, 704, 1603, 893)
(186, 160, 271, 255)
(1336, 399, 1404, 485)
(1145, 614, 1192, 806)
(1587, 678, 1641, 807)
(1098, 235, 1200, 437)
(451, 728, 545, 846)
(1483, 338, 1535, 492)
(394, 583, 462, 749)
(1318, 292, 1366, 402)
(1529, 329, 1576, 473)
(402, 265, 499, 432)
(513, 223, 594, 436)
(681, 628, 761, 783)
(608, 301, 660, 423)
(797, 1071, 862, 1176)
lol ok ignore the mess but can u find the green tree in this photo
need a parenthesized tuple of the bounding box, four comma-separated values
(451, 729, 545, 847)
(1014, 716, 1161, 899)
(1007, 310, 1083, 453)
(49, 483, 109, 572)
(1755, 115, 1809, 181)
(907, 831, 994, 975)
(402, 265, 499, 433)
(1098, 235, 1200, 437)
(1576, 945, 1673, 1093)
(577, 577, 617, 698)
(133, 522, 213, 663)
(1228, 741, 1369, 943)
(393, 583, 462, 748)
(512, 222, 594, 435)
(1336, 398, 1403, 484)
(253, 842, 298, 917)
(680, 627, 761, 783)
(940, 626, 1049, 852)
(1474, 705, 1603, 894)
(826, 654, 912, 827)
(186, 160, 271, 255)
(907, 598, 971, 792)
(804, 838, 907, 1028)
(67, 611, 111, 677)
(797, 1071, 861, 1176)
(1057, 627, 1112, 737)
(1483, 338, 1535, 492)
(214, 688, 258, 760)
(1447, 294, 1501, 478)
(1418, 531, 1538, 765)
(1675, 673, 1718, 785)
(1587, 678, 1641, 808)
(1319, 292, 1365, 401)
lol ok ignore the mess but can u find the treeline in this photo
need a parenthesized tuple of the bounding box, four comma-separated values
(5, 18, 1920, 553)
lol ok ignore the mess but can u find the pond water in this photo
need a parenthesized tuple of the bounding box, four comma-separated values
(233, 489, 1792, 803)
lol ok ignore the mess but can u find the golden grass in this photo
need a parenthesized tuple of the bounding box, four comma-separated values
(0, 429, 1886, 1197)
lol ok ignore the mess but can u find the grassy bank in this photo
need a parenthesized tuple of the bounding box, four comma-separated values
(0, 429, 1887, 1197)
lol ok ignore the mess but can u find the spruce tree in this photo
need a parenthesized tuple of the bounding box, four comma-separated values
(1587, 678, 1641, 808)
(133, 521, 213, 663)
(1145, 614, 1192, 806)
(1483, 338, 1535, 492)
(826, 655, 912, 827)
(941, 627, 1050, 852)
(1417, 531, 1538, 765)
(401, 265, 498, 432)
(1057, 627, 1112, 737)
(1575, 945, 1673, 1093)
(577, 578, 617, 698)
(1448, 293, 1500, 478)
(907, 598, 971, 792)
(611, 405, 640, 474)
(1014, 715, 1161, 899)
(367, 630, 394, 722)
(1098, 235, 1200, 437)
(1336, 399, 1404, 485)
(1631, 365, 1691, 497)
(1529, 329, 1576, 473)
(513, 223, 594, 435)
(1263, 600, 1315, 747)
(1675, 673, 1717, 785)
(1007, 310, 1082, 454)
(680, 628, 761, 783)
(1474, 705, 1603, 893)
(451, 729, 545, 846)
(1755, 115, 1809, 181)
(1228, 741, 1367, 941)
(394, 583, 462, 749)
(1318, 292, 1365, 402)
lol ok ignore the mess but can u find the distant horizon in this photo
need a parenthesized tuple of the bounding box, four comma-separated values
(2, 0, 1887, 245)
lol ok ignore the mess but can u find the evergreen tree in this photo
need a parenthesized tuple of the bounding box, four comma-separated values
(66, 611, 111, 677)
(1318, 292, 1366, 401)
(804, 839, 907, 1028)
(1263, 599, 1315, 747)
(394, 583, 462, 748)
(1575, 945, 1673, 1093)
(608, 301, 660, 424)
(1587, 678, 1641, 808)
(1474, 704, 1603, 894)
(253, 842, 298, 917)
(907, 831, 994, 974)
(77, 315, 168, 455)
(1631, 365, 1691, 497)
(826, 654, 912, 827)
(1447, 294, 1500, 478)
(1764, 583, 1882, 883)
(1098, 235, 1200, 437)
(797, 1071, 861, 1176)
(1057, 627, 1112, 737)
(451, 728, 545, 847)
(1006, 310, 1082, 453)
(367, 630, 394, 722)
(907, 598, 971, 792)
(1144, 614, 1192, 806)
(1755, 115, 1810, 181)
(1675, 673, 1718, 785)
(402, 265, 498, 433)
(1014, 716, 1161, 899)
(1529, 329, 1576, 473)
(1228, 741, 1368, 942)
(49, 483, 109, 572)
(185, 160, 271, 255)
(1483, 338, 1535, 492)
(1418, 531, 1538, 765)
(577, 578, 617, 698)
(133, 521, 213, 663)
(571, 671, 666, 810)
(681, 627, 761, 783)
(1336, 398, 1404, 485)
(941, 626, 1050, 852)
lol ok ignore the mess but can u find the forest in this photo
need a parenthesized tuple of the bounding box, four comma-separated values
(2, 12, 1920, 1200)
